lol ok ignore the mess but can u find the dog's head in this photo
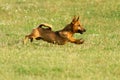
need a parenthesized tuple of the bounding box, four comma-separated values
(71, 16, 86, 34)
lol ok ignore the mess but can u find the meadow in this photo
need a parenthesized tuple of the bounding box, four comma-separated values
(0, 0, 120, 80)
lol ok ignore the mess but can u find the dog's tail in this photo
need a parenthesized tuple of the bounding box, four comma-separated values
(38, 23, 52, 30)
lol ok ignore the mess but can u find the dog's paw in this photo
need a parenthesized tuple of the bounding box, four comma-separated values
(79, 39, 84, 44)
(76, 39, 84, 44)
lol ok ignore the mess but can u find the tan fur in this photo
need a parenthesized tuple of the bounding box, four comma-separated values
(23, 16, 86, 45)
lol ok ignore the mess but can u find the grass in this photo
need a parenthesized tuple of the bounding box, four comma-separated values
(0, 0, 120, 80)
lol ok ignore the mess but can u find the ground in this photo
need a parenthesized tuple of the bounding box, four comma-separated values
(0, 0, 120, 80)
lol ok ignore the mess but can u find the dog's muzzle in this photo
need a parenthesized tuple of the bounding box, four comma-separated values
(78, 29, 86, 34)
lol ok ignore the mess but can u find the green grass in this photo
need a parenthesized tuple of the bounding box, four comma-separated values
(0, 0, 120, 80)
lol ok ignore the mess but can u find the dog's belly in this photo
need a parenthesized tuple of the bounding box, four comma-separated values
(41, 32, 67, 45)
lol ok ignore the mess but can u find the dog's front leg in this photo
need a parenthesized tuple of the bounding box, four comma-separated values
(74, 39, 84, 44)
(69, 38, 84, 44)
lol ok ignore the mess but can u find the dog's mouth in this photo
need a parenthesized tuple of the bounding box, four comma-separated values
(78, 30, 83, 34)
(78, 29, 86, 34)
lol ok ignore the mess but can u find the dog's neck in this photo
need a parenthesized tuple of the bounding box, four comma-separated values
(62, 24, 74, 33)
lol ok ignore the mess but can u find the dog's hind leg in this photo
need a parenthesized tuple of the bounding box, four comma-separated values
(23, 35, 34, 44)
(23, 35, 29, 44)
(35, 37, 42, 40)
(30, 38, 33, 42)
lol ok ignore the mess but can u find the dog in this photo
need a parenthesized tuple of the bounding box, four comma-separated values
(23, 16, 86, 45)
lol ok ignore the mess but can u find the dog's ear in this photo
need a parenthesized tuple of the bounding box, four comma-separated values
(77, 16, 79, 21)
(71, 16, 77, 24)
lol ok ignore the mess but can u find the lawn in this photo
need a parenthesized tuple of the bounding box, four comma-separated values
(0, 0, 120, 80)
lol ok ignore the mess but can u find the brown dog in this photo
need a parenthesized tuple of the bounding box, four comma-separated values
(23, 16, 86, 45)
